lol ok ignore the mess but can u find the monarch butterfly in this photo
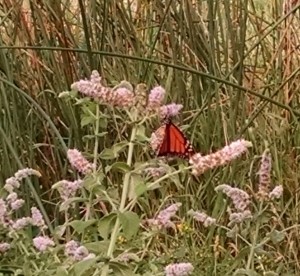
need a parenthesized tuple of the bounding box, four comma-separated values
(151, 120, 195, 159)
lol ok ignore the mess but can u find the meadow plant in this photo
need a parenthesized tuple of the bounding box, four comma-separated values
(0, 72, 285, 275)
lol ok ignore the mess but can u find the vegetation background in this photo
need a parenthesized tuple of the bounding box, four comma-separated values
(0, 0, 300, 275)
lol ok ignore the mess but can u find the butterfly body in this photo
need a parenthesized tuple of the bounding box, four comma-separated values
(154, 121, 195, 159)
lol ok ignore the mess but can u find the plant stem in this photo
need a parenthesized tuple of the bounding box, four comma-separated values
(246, 202, 263, 270)
(105, 125, 137, 260)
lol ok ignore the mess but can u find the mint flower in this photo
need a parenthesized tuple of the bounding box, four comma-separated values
(190, 139, 252, 176)
(67, 149, 95, 174)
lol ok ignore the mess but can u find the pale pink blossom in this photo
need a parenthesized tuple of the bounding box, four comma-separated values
(65, 240, 79, 257)
(73, 246, 90, 261)
(228, 210, 252, 227)
(147, 203, 182, 229)
(11, 217, 32, 230)
(67, 149, 95, 174)
(145, 167, 166, 178)
(0, 242, 10, 253)
(0, 199, 8, 222)
(160, 103, 183, 119)
(188, 210, 216, 227)
(57, 179, 83, 200)
(71, 70, 134, 108)
(6, 193, 24, 210)
(71, 70, 109, 100)
(269, 185, 283, 200)
(6, 192, 18, 202)
(165, 262, 194, 276)
(33, 236, 55, 252)
(215, 184, 250, 212)
(150, 125, 166, 154)
(65, 240, 92, 261)
(147, 86, 165, 109)
(14, 168, 41, 180)
(31, 207, 46, 229)
(4, 169, 41, 193)
(257, 149, 272, 199)
(112, 87, 135, 107)
(4, 177, 19, 193)
(10, 199, 25, 210)
(190, 139, 252, 176)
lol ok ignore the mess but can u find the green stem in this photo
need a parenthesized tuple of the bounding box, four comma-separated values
(246, 202, 263, 270)
(105, 125, 137, 259)
(93, 105, 100, 168)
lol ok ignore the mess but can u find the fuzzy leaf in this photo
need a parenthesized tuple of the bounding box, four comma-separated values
(81, 115, 95, 127)
(73, 258, 97, 276)
(98, 213, 117, 239)
(269, 230, 285, 244)
(112, 141, 128, 155)
(233, 268, 259, 276)
(69, 219, 97, 234)
(99, 148, 116, 160)
(134, 181, 147, 197)
(119, 211, 140, 239)
(106, 162, 131, 173)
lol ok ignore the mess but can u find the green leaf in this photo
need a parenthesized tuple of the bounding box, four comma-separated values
(109, 261, 133, 276)
(99, 148, 116, 160)
(146, 182, 161, 191)
(135, 125, 149, 143)
(269, 230, 285, 244)
(84, 241, 110, 255)
(112, 141, 128, 155)
(128, 174, 144, 200)
(98, 213, 117, 239)
(81, 115, 95, 127)
(83, 132, 108, 141)
(55, 266, 68, 276)
(134, 181, 147, 197)
(233, 268, 259, 276)
(98, 117, 108, 128)
(54, 225, 66, 238)
(119, 211, 140, 239)
(69, 219, 97, 234)
(73, 258, 97, 276)
(263, 272, 278, 276)
(59, 197, 88, 212)
(106, 162, 131, 173)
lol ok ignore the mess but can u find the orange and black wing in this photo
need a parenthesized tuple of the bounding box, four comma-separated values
(157, 122, 195, 159)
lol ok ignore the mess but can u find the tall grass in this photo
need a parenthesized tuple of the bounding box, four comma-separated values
(0, 0, 300, 275)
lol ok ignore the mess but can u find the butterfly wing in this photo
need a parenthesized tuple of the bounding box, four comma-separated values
(157, 122, 195, 158)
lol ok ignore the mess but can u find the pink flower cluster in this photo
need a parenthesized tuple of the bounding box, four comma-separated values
(33, 236, 55, 252)
(65, 240, 95, 261)
(147, 203, 182, 229)
(215, 184, 250, 212)
(72, 71, 183, 119)
(165, 262, 194, 276)
(10, 207, 46, 230)
(56, 179, 83, 201)
(145, 167, 166, 178)
(71, 70, 134, 108)
(257, 149, 272, 199)
(0, 242, 10, 253)
(0, 169, 46, 234)
(215, 184, 252, 226)
(189, 139, 252, 176)
(4, 168, 41, 193)
(187, 210, 216, 227)
(0, 173, 48, 255)
(256, 149, 283, 200)
(67, 149, 95, 174)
